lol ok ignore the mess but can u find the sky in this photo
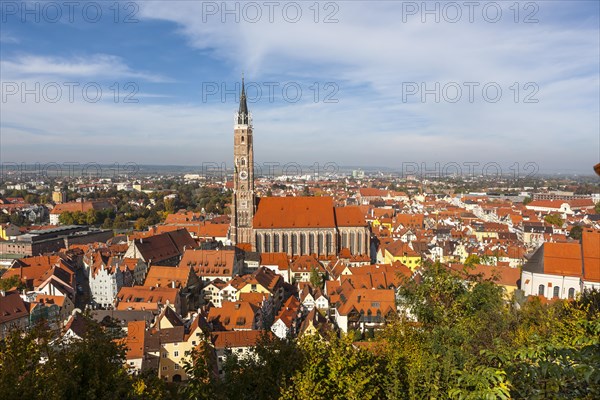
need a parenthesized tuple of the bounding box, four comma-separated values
(1, 0, 599, 175)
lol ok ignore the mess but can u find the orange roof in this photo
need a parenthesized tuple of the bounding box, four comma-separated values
(50, 200, 112, 214)
(207, 301, 258, 331)
(211, 330, 269, 349)
(126, 320, 146, 359)
(359, 188, 388, 197)
(336, 288, 396, 316)
(143, 265, 192, 288)
(582, 229, 600, 282)
(196, 224, 229, 238)
(394, 214, 425, 228)
(116, 286, 179, 310)
(334, 206, 367, 227)
(291, 255, 325, 273)
(260, 252, 290, 270)
(543, 242, 582, 277)
(179, 249, 236, 277)
(35, 294, 67, 307)
(253, 197, 335, 229)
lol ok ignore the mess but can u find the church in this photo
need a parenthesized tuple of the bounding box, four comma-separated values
(229, 79, 370, 257)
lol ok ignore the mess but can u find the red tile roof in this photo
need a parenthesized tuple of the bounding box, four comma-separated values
(253, 197, 335, 229)
(582, 229, 600, 282)
(543, 242, 582, 277)
(334, 206, 367, 227)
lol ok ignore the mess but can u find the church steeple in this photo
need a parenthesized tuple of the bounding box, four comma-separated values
(231, 74, 255, 248)
(237, 75, 249, 125)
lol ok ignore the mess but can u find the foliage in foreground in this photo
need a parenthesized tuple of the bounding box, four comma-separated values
(1, 264, 599, 399)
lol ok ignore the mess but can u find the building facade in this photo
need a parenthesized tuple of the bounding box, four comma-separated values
(229, 80, 370, 256)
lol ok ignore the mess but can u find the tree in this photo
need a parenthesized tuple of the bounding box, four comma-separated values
(0, 318, 133, 400)
(544, 213, 563, 227)
(281, 334, 385, 400)
(219, 333, 302, 400)
(569, 225, 583, 240)
(309, 267, 324, 289)
(181, 340, 219, 400)
(464, 254, 481, 267)
(0, 275, 24, 291)
(595, 202, 600, 214)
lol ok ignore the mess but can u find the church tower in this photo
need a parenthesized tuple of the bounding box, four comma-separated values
(230, 77, 255, 246)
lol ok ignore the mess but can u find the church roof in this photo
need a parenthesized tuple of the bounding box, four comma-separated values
(253, 197, 336, 229)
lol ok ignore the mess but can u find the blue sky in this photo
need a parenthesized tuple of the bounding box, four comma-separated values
(1, 0, 599, 174)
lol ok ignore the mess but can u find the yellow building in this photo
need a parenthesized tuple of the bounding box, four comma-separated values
(380, 241, 422, 271)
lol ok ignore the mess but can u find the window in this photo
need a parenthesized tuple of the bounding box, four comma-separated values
(318, 234, 323, 254)
(174, 351, 179, 357)
(291, 234, 297, 255)
(309, 233, 315, 254)
(255, 233, 262, 253)
(568, 288, 575, 299)
(553, 286, 560, 298)
(265, 234, 271, 252)
(538, 284, 545, 296)
(300, 234, 306, 255)
(282, 234, 288, 253)
(163, 352, 168, 358)
(241, 136, 245, 143)
(162, 366, 168, 371)
(274, 234, 280, 252)
(174, 364, 179, 370)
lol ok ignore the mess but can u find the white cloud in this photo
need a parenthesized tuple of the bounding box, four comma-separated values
(0, 54, 170, 82)
(1, 1, 598, 173)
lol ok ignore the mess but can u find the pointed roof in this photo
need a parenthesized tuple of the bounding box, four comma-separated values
(237, 76, 249, 125)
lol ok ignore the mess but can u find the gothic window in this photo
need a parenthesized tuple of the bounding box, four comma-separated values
(265, 234, 271, 252)
(326, 233, 332, 254)
(568, 288, 575, 299)
(241, 158, 246, 166)
(342, 232, 348, 249)
(300, 234, 306, 255)
(357, 232, 362, 253)
(283, 234, 289, 254)
(309, 233, 315, 255)
(538, 284, 545, 296)
(350, 232, 356, 254)
(318, 234, 323, 255)
(291, 234, 297, 256)
(255, 233, 262, 253)
(553, 286, 560, 298)
(273, 234, 280, 252)
(241, 136, 245, 143)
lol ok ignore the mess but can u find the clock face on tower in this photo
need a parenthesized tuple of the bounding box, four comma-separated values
(239, 170, 248, 180)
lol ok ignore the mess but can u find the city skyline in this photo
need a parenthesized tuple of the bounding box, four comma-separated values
(1, 1, 599, 173)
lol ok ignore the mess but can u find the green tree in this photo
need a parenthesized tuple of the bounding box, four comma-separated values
(0, 318, 134, 400)
(0, 275, 24, 291)
(544, 213, 563, 227)
(595, 202, 600, 214)
(181, 340, 219, 400)
(309, 267, 324, 289)
(282, 333, 385, 400)
(569, 225, 583, 240)
(464, 254, 481, 267)
(220, 333, 302, 400)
